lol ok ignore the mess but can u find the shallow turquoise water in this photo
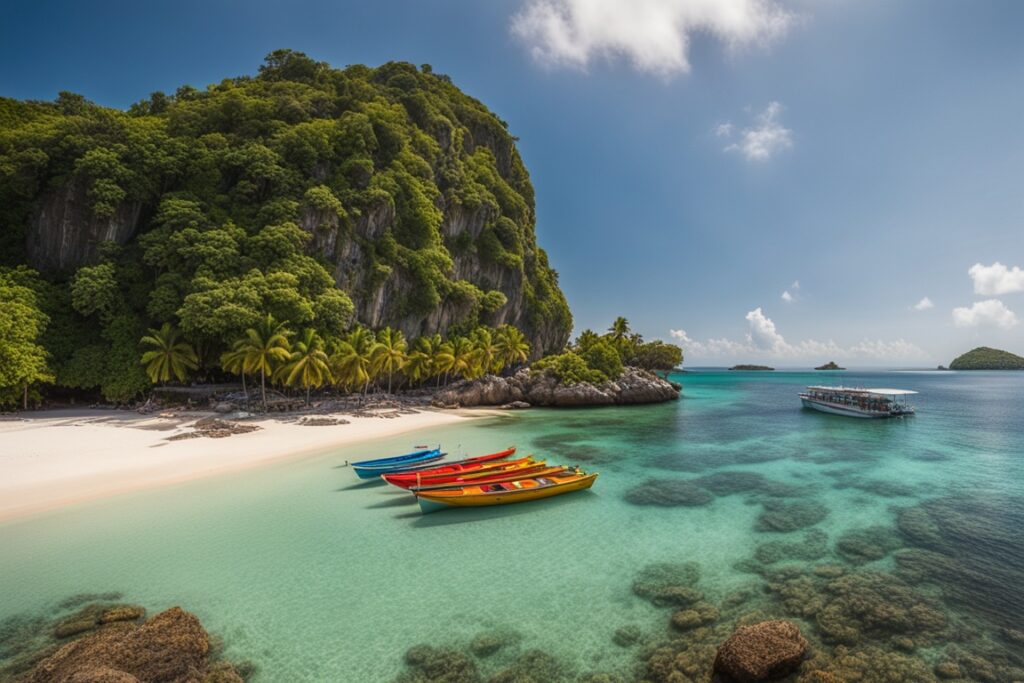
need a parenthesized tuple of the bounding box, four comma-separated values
(2, 370, 1023, 680)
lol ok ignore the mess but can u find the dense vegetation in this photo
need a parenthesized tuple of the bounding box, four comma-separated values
(533, 317, 682, 385)
(949, 346, 1024, 370)
(729, 365, 774, 371)
(0, 50, 571, 406)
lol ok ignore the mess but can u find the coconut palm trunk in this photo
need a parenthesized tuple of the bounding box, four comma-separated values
(261, 366, 267, 410)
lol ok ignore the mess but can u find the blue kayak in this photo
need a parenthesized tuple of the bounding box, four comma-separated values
(351, 448, 444, 479)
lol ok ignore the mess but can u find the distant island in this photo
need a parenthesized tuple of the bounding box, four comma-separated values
(814, 361, 845, 370)
(949, 347, 1024, 370)
(729, 364, 774, 371)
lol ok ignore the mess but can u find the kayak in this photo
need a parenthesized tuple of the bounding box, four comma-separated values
(381, 449, 525, 487)
(393, 458, 544, 489)
(409, 465, 570, 492)
(416, 470, 598, 513)
(352, 449, 444, 479)
(349, 447, 440, 468)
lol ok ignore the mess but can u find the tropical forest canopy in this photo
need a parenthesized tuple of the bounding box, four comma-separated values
(0, 50, 576, 405)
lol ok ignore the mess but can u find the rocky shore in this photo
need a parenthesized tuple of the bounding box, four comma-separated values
(431, 367, 680, 409)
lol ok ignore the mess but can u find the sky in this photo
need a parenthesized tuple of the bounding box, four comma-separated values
(2, 0, 1023, 366)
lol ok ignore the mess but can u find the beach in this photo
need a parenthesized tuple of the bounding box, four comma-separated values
(0, 407, 484, 523)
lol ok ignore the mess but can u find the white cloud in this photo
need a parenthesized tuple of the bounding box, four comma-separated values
(912, 297, 934, 311)
(510, 0, 794, 77)
(790, 280, 800, 290)
(952, 299, 1019, 328)
(714, 122, 734, 137)
(781, 290, 793, 302)
(968, 262, 1024, 296)
(671, 308, 927, 362)
(720, 101, 793, 161)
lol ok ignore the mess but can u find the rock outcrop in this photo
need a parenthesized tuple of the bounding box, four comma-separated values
(432, 367, 679, 408)
(713, 620, 808, 682)
(26, 607, 243, 683)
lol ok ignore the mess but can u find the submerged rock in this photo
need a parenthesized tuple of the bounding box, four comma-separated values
(488, 649, 566, 683)
(27, 606, 244, 683)
(468, 629, 520, 658)
(835, 526, 903, 565)
(623, 479, 713, 508)
(399, 644, 480, 683)
(631, 562, 702, 607)
(801, 644, 936, 683)
(713, 620, 808, 683)
(612, 625, 642, 647)
(754, 529, 830, 566)
(671, 603, 719, 631)
(756, 501, 829, 533)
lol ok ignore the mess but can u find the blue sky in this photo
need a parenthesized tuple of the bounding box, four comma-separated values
(3, 0, 1023, 365)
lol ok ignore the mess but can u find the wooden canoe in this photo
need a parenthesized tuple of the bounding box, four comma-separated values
(382, 452, 530, 488)
(409, 465, 569, 492)
(416, 470, 598, 513)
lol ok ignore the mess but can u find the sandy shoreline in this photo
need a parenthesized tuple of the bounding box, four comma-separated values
(0, 407, 493, 523)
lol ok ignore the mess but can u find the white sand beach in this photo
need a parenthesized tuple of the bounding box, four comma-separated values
(0, 407, 485, 522)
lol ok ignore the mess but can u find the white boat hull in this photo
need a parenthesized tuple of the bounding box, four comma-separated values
(800, 397, 909, 419)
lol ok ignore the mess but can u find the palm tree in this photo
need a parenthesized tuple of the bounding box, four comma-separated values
(471, 327, 502, 375)
(405, 335, 438, 387)
(235, 314, 292, 410)
(370, 327, 408, 394)
(220, 345, 249, 399)
(139, 323, 199, 385)
(449, 336, 482, 380)
(276, 328, 332, 404)
(609, 316, 631, 341)
(433, 340, 456, 386)
(495, 325, 531, 372)
(330, 326, 377, 394)
(574, 329, 600, 354)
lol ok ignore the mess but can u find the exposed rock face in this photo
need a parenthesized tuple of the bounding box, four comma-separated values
(433, 367, 679, 408)
(713, 620, 808, 682)
(27, 606, 242, 683)
(26, 179, 144, 272)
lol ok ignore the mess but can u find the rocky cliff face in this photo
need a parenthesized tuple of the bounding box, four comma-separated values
(433, 367, 681, 408)
(6, 55, 572, 357)
(26, 179, 143, 272)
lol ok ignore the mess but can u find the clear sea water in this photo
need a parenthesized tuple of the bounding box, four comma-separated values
(2, 369, 1023, 681)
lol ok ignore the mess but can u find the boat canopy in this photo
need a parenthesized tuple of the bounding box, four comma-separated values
(805, 386, 918, 396)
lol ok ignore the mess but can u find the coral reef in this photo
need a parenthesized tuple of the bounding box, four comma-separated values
(834, 526, 903, 565)
(713, 620, 808, 683)
(623, 480, 713, 508)
(755, 501, 829, 533)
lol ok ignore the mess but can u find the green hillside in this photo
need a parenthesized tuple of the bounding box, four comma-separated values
(949, 347, 1024, 370)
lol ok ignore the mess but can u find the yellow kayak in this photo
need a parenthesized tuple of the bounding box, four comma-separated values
(415, 470, 598, 513)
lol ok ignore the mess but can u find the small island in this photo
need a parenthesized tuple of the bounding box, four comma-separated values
(949, 347, 1024, 370)
(729, 364, 775, 371)
(814, 361, 845, 370)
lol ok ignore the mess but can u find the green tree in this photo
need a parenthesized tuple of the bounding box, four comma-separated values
(330, 326, 376, 393)
(0, 269, 53, 409)
(573, 329, 600, 354)
(494, 324, 530, 372)
(608, 317, 631, 341)
(582, 338, 623, 381)
(370, 326, 408, 393)
(448, 336, 482, 380)
(405, 334, 441, 387)
(471, 327, 501, 375)
(235, 314, 292, 410)
(633, 341, 683, 377)
(276, 328, 332, 404)
(139, 323, 199, 385)
(220, 344, 250, 399)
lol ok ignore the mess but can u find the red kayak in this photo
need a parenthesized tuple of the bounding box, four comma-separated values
(409, 464, 568, 491)
(382, 447, 517, 487)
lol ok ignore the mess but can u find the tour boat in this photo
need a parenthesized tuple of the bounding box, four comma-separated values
(380, 447, 517, 486)
(415, 469, 598, 513)
(799, 386, 917, 418)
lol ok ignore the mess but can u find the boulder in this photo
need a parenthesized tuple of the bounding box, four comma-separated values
(212, 402, 235, 414)
(500, 401, 531, 410)
(713, 620, 808, 683)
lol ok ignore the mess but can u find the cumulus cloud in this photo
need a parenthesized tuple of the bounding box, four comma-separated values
(952, 299, 1019, 328)
(718, 101, 793, 161)
(671, 308, 927, 362)
(510, 0, 794, 77)
(968, 262, 1024, 296)
(781, 290, 793, 302)
(912, 297, 934, 311)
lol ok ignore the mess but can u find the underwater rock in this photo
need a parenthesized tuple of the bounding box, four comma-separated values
(713, 620, 808, 683)
(55, 593, 123, 612)
(835, 526, 903, 565)
(399, 644, 480, 683)
(830, 477, 916, 498)
(815, 571, 946, 647)
(641, 636, 719, 683)
(670, 603, 720, 631)
(692, 472, 805, 499)
(27, 607, 229, 683)
(623, 479, 713, 507)
(756, 501, 829, 533)
(631, 562, 702, 607)
(612, 625, 642, 647)
(468, 629, 520, 658)
(765, 567, 825, 619)
(488, 649, 566, 683)
(812, 565, 845, 579)
(800, 644, 936, 683)
(754, 529, 830, 566)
